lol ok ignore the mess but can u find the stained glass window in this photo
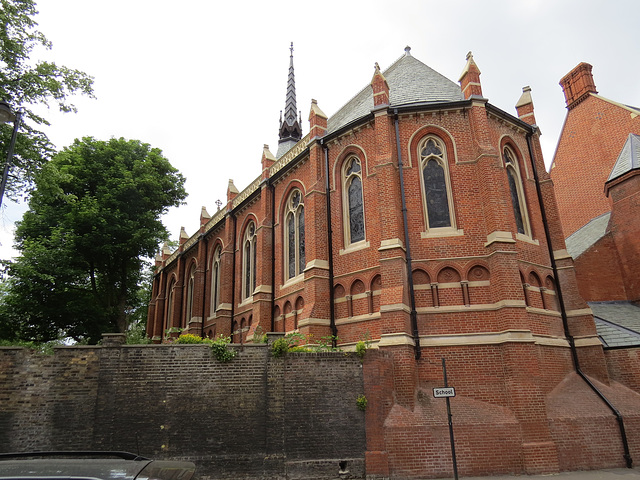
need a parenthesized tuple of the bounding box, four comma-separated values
(343, 157, 365, 245)
(420, 136, 453, 230)
(285, 189, 305, 280)
(503, 147, 529, 236)
(211, 246, 221, 312)
(243, 222, 256, 299)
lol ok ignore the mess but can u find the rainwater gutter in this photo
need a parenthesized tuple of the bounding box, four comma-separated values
(525, 130, 632, 469)
(393, 109, 421, 360)
(322, 140, 338, 346)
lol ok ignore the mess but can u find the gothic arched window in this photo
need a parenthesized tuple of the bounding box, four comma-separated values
(186, 263, 196, 324)
(343, 156, 365, 246)
(166, 278, 176, 332)
(503, 146, 530, 236)
(243, 221, 257, 299)
(420, 136, 455, 231)
(285, 189, 305, 280)
(211, 246, 221, 313)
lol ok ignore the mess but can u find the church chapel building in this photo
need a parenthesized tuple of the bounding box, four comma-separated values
(147, 48, 640, 477)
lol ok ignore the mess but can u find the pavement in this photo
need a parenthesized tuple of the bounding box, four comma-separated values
(434, 467, 640, 480)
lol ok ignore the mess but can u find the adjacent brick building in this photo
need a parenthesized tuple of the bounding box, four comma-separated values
(148, 48, 640, 477)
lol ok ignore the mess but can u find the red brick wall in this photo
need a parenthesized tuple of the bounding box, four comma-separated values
(572, 233, 628, 301)
(550, 94, 640, 237)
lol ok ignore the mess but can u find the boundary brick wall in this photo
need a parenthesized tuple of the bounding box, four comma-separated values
(0, 344, 366, 480)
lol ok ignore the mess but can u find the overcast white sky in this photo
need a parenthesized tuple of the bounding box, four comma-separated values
(1, 0, 639, 260)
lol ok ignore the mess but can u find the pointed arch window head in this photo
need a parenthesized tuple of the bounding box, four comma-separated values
(420, 136, 456, 232)
(211, 246, 222, 313)
(243, 222, 257, 300)
(166, 278, 176, 332)
(186, 264, 196, 324)
(285, 189, 305, 280)
(343, 156, 366, 246)
(503, 146, 531, 237)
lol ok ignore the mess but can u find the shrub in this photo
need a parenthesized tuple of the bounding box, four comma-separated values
(356, 394, 368, 411)
(355, 340, 367, 359)
(174, 333, 208, 344)
(210, 335, 236, 362)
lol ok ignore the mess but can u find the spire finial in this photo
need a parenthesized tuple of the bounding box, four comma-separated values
(277, 42, 303, 158)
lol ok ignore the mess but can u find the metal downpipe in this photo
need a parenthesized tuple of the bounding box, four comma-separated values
(393, 110, 421, 360)
(525, 131, 632, 468)
(270, 182, 276, 333)
(322, 141, 338, 346)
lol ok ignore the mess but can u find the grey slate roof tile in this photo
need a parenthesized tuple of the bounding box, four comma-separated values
(327, 51, 464, 135)
(589, 301, 640, 348)
(565, 212, 611, 259)
(607, 133, 640, 182)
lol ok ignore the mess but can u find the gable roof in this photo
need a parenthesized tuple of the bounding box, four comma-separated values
(590, 301, 640, 348)
(327, 48, 464, 135)
(607, 133, 640, 182)
(565, 212, 611, 259)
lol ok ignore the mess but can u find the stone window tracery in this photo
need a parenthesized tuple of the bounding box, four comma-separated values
(243, 221, 257, 299)
(211, 246, 221, 313)
(343, 156, 365, 246)
(166, 278, 175, 331)
(420, 136, 455, 231)
(186, 263, 196, 323)
(285, 189, 305, 280)
(503, 146, 531, 237)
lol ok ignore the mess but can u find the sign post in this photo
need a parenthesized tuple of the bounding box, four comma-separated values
(435, 357, 459, 480)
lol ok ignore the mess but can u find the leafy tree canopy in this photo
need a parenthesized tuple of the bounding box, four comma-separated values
(0, 137, 187, 343)
(0, 0, 94, 199)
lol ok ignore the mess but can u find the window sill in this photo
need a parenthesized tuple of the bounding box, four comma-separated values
(516, 233, 539, 245)
(282, 274, 304, 289)
(421, 228, 464, 239)
(339, 240, 370, 255)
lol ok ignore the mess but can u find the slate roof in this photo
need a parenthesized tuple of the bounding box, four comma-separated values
(589, 302, 640, 348)
(565, 212, 611, 259)
(607, 133, 640, 182)
(327, 48, 464, 135)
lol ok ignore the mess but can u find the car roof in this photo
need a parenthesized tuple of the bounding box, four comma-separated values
(0, 452, 195, 480)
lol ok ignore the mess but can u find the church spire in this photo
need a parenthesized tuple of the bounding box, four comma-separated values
(277, 42, 303, 158)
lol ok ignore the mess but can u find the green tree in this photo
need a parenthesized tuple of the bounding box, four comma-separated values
(0, 0, 94, 200)
(0, 137, 186, 343)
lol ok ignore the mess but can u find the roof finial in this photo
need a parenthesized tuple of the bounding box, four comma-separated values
(290, 41, 294, 57)
(405, 46, 411, 56)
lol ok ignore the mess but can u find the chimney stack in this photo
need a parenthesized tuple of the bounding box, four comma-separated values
(559, 62, 597, 109)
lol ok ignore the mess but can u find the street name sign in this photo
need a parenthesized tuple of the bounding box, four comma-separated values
(433, 387, 456, 398)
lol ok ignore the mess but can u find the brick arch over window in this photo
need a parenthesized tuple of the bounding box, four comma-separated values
(210, 242, 223, 315)
(165, 275, 177, 332)
(240, 217, 258, 300)
(185, 261, 197, 327)
(501, 141, 532, 237)
(409, 127, 458, 234)
(281, 184, 306, 281)
(331, 145, 369, 190)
